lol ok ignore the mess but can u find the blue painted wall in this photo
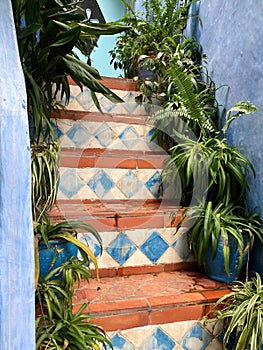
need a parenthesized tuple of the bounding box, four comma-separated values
(197, 0, 263, 215)
(0, 1, 35, 349)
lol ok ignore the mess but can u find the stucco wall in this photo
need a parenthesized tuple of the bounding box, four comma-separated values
(197, 0, 263, 214)
(0, 1, 35, 348)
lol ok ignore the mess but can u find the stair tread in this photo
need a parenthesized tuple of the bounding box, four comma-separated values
(73, 270, 230, 331)
(60, 148, 168, 169)
(49, 200, 180, 219)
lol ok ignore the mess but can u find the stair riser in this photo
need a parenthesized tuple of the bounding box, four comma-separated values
(99, 320, 223, 350)
(53, 118, 160, 152)
(58, 167, 163, 201)
(77, 227, 193, 271)
(61, 84, 160, 115)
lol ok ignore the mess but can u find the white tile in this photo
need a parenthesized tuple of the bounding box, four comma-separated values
(120, 325, 157, 349)
(126, 229, 152, 246)
(158, 247, 181, 264)
(97, 251, 118, 269)
(161, 321, 197, 343)
(161, 228, 177, 245)
(123, 249, 151, 267)
(59, 135, 77, 148)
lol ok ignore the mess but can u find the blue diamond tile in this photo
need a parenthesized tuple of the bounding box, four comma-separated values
(119, 126, 139, 149)
(76, 89, 93, 110)
(145, 171, 162, 198)
(50, 121, 63, 139)
(94, 123, 115, 147)
(67, 123, 90, 146)
(172, 232, 190, 260)
(140, 232, 169, 263)
(80, 234, 102, 258)
(181, 324, 213, 350)
(106, 334, 135, 350)
(140, 328, 175, 350)
(145, 128, 155, 143)
(118, 171, 141, 198)
(59, 171, 84, 198)
(88, 170, 114, 198)
(106, 233, 136, 266)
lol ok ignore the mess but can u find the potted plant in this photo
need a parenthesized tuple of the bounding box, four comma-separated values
(213, 272, 263, 349)
(175, 202, 263, 282)
(151, 57, 262, 282)
(34, 215, 102, 286)
(36, 258, 113, 349)
(109, 0, 196, 79)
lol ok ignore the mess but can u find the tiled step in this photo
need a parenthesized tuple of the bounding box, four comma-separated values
(49, 78, 230, 349)
(49, 200, 192, 273)
(72, 270, 230, 349)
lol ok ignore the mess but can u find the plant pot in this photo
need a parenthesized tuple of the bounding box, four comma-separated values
(205, 236, 249, 283)
(38, 240, 78, 279)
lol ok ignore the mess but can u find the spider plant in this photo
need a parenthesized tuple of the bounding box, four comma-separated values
(162, 133, 255, 207)
(215, 272, 263, 350)
(31, 141, 60, 221)
(36, 259, 112, 349)
(34, 215, 102, 287)
(176, 202, 263, 276)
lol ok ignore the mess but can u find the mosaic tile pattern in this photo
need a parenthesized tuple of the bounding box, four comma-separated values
(57, 168, 162, 200)
(53, 119, 161, 152)
(81, 228, 192, 269)
(104, 320, 223, 350)
(60, 85, 158, 115)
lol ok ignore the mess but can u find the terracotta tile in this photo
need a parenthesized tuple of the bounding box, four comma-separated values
(196, 277, 227, 290)
(95, 156, 137, 169)
(88, 299, 149, 314)
(117, 214, 164, 229)
(92, 311, 149, 331)
(163, 262, 197, 272)
(137, 158, 165, 169)
(147, 292, 206, 309)
(149, 304, 205, 325)
(60, 155, 95, 168)
(117, 265, 163, 276)
(101, 76, 139, 91)
(201, 289, 231, 303)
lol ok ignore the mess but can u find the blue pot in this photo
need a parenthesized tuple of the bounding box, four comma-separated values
(205, 236, 249, 283)
(38, 240, 78, 279)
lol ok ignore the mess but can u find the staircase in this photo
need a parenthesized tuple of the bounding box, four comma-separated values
(50, 77, 229, 350)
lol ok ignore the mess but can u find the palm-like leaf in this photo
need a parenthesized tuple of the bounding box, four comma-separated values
(12, 0, 128, 141)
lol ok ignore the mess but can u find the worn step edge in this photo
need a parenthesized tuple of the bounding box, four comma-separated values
(68, 76, 139, 92)
(49, 200, 182, 231)
(52, 110, 151, 125)
(72, 271, 231, 332)
(60, 148, 168, 169)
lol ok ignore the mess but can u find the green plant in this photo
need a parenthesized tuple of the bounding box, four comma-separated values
(31, 141, 61, 221)
(214, 273, 263, 350)
(175, 202, 263, 275)
(12, 0, 127, 142)
(163, 133, 254, 206)
(34, 215, 102, 286)
(110, 0, 197, 78)
(36, 259, 112, 349)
